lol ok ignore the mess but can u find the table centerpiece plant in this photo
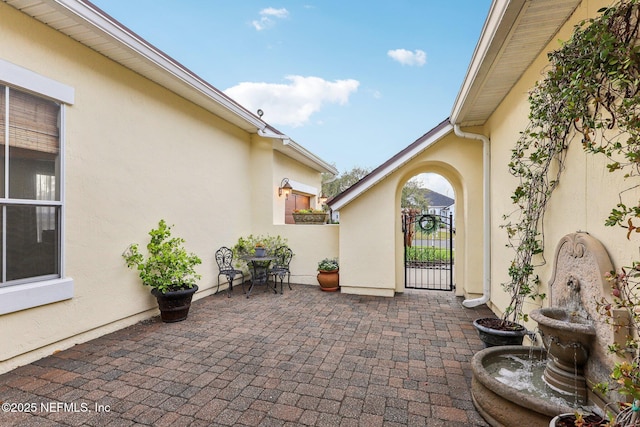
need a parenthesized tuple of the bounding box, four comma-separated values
(232, 234, 290, 264)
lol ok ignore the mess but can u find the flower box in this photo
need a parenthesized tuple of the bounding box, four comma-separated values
(292, 212, 328, 225)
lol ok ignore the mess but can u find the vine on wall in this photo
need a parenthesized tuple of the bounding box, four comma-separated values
(501, 0, 640, 325)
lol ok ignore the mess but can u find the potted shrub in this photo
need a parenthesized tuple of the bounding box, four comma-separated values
(317, 258, 339, 292)
(472, 229, 538, 346)
(472, 235, 537, 346)
(122, 219, 202, 323)
(292, 209, 329, 224)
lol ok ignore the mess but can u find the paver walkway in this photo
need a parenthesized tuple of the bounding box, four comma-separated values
(0, 284, 495, 426)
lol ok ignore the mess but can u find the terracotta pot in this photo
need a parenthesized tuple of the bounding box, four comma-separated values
(317, 269, 339, 292)
(151, 285, 198, 322)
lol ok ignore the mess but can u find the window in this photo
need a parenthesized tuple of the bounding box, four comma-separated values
(285, 193, 310, 224)
(0, 86, 61, 284)
(0, 59, 74, 314)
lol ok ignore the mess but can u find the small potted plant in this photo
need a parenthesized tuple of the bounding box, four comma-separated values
(122, 219, 202, 322)
(549, 411, 608, 427)
(317, 258, 339, 292)
(254, 242, 266, 257)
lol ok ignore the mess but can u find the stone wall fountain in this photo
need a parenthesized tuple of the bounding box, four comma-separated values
(471, 232, 627, 427)
(530, 277, 596, 403)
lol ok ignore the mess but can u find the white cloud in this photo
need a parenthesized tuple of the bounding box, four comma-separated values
(262, 7, 289, 18)
(224, 75, 360, 127)
(252, 7, 289, 31)
(387, 48, 427, 66)
(416, 173, 453, 197)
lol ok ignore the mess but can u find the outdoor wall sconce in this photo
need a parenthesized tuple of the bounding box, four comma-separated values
(279, 178, 293, 199)
(318, 193, 328, 206)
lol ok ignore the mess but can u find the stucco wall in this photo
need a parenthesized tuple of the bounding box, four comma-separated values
(337, 131, 484, 297)
(0, 2, 255, 370)
(483, 0, 634, 324)
(256, 147, 338, 286)
(0, 3, 338, 373)
(272, 151, 324, 224)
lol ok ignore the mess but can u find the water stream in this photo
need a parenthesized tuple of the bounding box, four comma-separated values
(483, 352, 599, 412)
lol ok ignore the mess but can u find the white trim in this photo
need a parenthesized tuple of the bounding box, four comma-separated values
(281, 139, 338, 176)
(1, 198, 62, 206)
(0, 277, 74, 315)
(450, 0, 516, 124)
(0, 62, 72, 309)
(3, 1, 336, 175)
(259, 128, 338, 175)
(49, 0, 257, 126)
(330, 123, 453, 211)
(0, 58, 74, 104)
(289, 180, 318, 197)
(59, 104, 66, 277)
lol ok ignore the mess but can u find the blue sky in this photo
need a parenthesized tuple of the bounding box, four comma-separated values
(91, 1, 492, 195)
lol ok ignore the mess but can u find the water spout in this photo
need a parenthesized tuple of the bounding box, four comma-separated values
(567, 275, 580, 292)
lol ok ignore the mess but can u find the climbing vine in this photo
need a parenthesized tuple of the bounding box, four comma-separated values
(502, 0, 640, 325)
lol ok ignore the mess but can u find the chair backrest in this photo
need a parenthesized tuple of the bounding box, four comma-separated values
(273, 246, 293, 269)
(215, 246, 235, 271)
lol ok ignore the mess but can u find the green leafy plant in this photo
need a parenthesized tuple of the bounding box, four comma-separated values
(293, 209, 325, 214)
(232, 234, 290, 259)
(317, 258, 339, 271)
(594, 264, 640, 426)
(405, 247, 452, 263)
(508, 0, 640, 422)
(122, 220, 202, 293)
(501, 0, 640, 326)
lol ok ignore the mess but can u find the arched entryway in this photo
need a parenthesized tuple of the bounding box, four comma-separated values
(330, 121, 484, 298)
(393, 160, 471, 297)
(400, 173, 455, 291)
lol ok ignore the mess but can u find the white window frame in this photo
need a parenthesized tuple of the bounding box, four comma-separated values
(0, 59, 74, 315)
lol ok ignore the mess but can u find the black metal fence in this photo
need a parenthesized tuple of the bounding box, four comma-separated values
(402, 213, 454, 291)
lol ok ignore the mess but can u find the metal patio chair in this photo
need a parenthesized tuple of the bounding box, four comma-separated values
(269, 246, 293, 294)
(215, 246, 245, 297)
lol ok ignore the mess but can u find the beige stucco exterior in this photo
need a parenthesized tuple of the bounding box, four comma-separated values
(331, 0, 636, 325)
(4, 0, 636, 379)
(335, 130, 484, 298)
(0, 2, 337, 374)
(479, 0, 636, 325)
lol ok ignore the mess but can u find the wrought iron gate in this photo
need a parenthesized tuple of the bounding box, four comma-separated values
(402, 212, 454, 291)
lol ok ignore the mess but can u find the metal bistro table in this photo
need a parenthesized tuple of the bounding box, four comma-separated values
(242, 255, 276, 298)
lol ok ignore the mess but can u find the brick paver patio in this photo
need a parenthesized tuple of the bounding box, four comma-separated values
(0, 284, 494, 426)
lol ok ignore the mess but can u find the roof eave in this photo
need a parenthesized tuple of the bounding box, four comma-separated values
(329, 119, 452, 211)
(4, 0, 338, 172)
(275, 139, 338, 176)
(40, 0, 266, 132)
(450, 0, 582, 126)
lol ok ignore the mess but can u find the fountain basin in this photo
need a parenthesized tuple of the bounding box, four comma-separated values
(471, 346, 575, 427)
(530, 307, 595, 366)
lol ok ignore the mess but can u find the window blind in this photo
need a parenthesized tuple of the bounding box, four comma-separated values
(7, 89, 59, 154)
